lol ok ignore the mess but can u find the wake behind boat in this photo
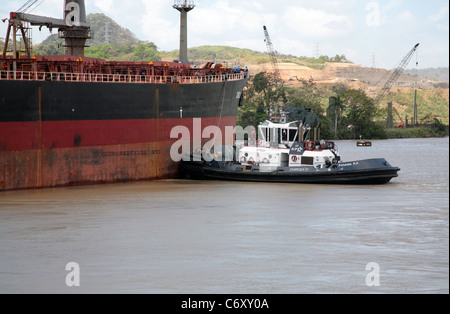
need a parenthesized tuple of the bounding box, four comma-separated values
(181, 110, 400, 185)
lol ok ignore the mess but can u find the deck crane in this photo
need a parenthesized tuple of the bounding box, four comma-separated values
(373, 43, 420, 107)
(2, 0, 91, 58)
(263, 25, 287, 106)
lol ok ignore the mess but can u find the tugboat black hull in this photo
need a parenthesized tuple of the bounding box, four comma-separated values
(181, 158, 400, 185)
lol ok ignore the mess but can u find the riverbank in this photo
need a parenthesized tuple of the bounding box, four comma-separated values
(386, 126, 449, 139)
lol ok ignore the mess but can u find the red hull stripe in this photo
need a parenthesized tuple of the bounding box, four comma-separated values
(0, 116, 237, 151)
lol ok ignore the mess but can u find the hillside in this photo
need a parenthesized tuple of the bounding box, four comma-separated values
(86, 13, 139, 46)
(164, 46, 448, 91)
(404, 68, 449, 82)
(33, 13, 153, 60)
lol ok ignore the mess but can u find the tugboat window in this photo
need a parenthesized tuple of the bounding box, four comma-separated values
(289, 129, 297, 142)
(282, 129, 287, 141)
(301, 156, 314, 165)
(261, 127, 268, 142)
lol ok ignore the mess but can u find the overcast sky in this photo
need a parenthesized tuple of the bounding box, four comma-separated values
(1, 0, 448, 69)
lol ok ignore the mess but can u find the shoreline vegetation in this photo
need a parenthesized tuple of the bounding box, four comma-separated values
(238, 71, 449, 140)
(386, 126, 449, 139)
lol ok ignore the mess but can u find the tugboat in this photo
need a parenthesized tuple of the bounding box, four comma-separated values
(181, 109, 400, 185)
(357, 136, 372, 147)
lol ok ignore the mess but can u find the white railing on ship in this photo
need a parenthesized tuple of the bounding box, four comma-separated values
(0, 70, 247, 84)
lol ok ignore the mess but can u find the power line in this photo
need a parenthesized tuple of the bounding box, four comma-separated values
(27, 0, 46, 14)
(17, 0, 45, 13)
(314, 43, 320, 58)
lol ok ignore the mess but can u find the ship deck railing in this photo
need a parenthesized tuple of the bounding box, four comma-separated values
(0, 70, 247, 84)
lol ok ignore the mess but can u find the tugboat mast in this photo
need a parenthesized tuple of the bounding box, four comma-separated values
(173, 0, 195, 64)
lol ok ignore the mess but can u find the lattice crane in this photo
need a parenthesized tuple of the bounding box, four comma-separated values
(374, 43, 420, 107)
(263, 26, 282, 85)
(263, 25, 287, 106)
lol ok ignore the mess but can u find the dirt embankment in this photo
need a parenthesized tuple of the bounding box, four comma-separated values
(246, 61, 449, 92)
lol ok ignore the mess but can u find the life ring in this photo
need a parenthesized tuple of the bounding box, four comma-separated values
(262, 158, 269, 164)
(257, 139, 263, 146)
(291, 155, 298, 162)
(305, 141, 315, 151)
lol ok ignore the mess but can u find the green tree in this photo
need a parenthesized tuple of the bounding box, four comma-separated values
(327, 94, 345, 138)
(341, 89, 387, 139)
(251, 71, 281, 112)
(132, 41, 160, 61)
(237, 71, 286, 128)
(431, 118, 448, 136)
(237, 72, 271, 128)
(85, 44, 113, 59)
(237, 97, 267, 128)
(33, 34, 64, 56)
(285, 77, 324, 115)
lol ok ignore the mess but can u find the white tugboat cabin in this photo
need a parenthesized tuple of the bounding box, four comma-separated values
(238, 116, 340, 172)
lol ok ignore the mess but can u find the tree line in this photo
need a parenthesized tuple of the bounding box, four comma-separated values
(238, 72, 448, 140)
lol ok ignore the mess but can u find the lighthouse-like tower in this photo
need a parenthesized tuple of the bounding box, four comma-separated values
(173, 0, 195, 64)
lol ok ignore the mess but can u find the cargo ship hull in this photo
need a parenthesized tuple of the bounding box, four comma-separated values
(0, 78, 248, 191)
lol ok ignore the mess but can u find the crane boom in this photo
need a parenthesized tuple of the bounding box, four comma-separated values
(263, 25, 287, 107)
(263, 25, 283, 86)
(374, 43, 420, 106)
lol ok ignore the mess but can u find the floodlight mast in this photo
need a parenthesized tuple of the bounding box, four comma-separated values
(173, 1, 195, 64)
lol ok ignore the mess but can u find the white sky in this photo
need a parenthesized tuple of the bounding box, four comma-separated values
(1, 0, 449, 69)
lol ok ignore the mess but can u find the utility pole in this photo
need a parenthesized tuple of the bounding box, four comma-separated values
(173, 0, 195, 64)
(413, 48, 419, 127)
(315, 43, 320, 59)
(413, 90, 418, 127)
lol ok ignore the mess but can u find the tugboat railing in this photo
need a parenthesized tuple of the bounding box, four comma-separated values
(0, 70, 247, 84)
